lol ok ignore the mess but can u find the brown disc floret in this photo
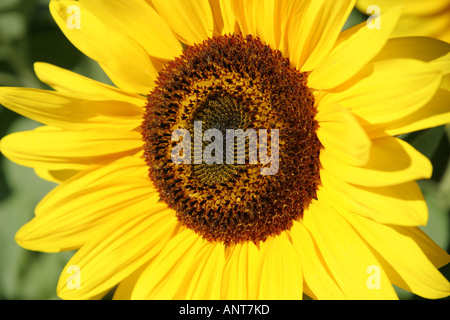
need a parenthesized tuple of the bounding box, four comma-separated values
(142, 34, 321, 245)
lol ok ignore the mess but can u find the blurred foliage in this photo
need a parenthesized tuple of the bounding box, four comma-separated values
(0, 1, 449, 300)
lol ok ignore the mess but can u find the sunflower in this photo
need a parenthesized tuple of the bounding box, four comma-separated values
(0, 0, 450, 300)
(357, 0, 450, 43)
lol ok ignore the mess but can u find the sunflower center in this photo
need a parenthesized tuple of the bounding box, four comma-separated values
(188, 93, 250, 185)
(142, 34, 321, 245)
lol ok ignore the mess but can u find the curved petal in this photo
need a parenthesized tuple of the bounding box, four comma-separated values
(308, 6, 401, 90)
(217, 0, 240, 35)
(321, 136, 432, 187)
(131, 229, 224, 299)
(356, 0, 449, 16)
(252, 0, 279, 49)
(220, 241, 259, 299)
(34, 168, 79, 184)
(442, 74, 450, 91)
(430, 52, 450, 76)
(0, 126, 142, 171)
(253, 234, 303, 300)
(113, 263, 149, 300)
(316, 103, 372, 166)
(303, 199, 398, 299)
(320, 59, 442, 125)
(179, 243, 226, 299)
(0, 87, 144, 130)
(373, 37, 450, 65)
(386, 9, 450, 42)
(341, 210, 450, 299)
(221, 234, 303, 300)
(208, 0, 236, 36)
(33, 62, 146, 106)
(321, 169, 428, 226)
(57, 209, 179, 300)
(80, 0, 182, 61)
(289, 221, 346, 299)
(226, 0, 256, 37)
(50, 0, 158, 94)
(288, 0, 355, 72)
(15, 156, 155, 252)
(370, 88, 450, 138)
(228, 0, 293, 53)
(151, 0, 214, 45)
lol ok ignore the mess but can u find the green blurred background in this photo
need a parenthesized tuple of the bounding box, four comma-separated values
(0, 0, 449, 300)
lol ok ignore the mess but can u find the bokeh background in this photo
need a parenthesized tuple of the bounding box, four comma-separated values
(0, 0, 449, 300)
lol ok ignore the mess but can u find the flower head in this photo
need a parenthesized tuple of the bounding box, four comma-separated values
(0, 0, 449, 300)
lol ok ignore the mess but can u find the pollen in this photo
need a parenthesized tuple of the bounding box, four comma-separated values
(142, 34, 321, 245)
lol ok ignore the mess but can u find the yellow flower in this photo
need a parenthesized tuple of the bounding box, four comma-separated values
(357, 0, 450, 42)
(1, 0, 450, 300)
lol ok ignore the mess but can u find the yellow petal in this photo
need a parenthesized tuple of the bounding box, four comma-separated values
(308, 6, 401, 90)
(321, 59, 442, 125)
(57, 209, 179, 300)
(131, 229, 223, 299)
(0, 87, 143, 130)
(370, 88, 450, 137)
(178, 241, 226, 299)
(16, 156, 154, 252)
(321, 169, 428, 226)
(253, 0, 278, 49)
(430, 51, 450, 76)
(374, 37, 450, 66)
(227, 0, 256, 36)
(0, 126, 142, 171)
(254, 234, 303, 300)
(289, 221, 346, 299)
(341, 211, 450, 299)
(80, 0, 182, 61)
(220, 241, 260, 299)
(442, 74, 450, 91)
(34, 62, 146, 106)
(151, 0, 214, 45)
(288, 0, 355, 72)
(321, 136, 432, 187)
(356, 0, 449, 16)
(222, 235, 303, 300)
(50, 0, 158, 94)
(303, 199, 398, 299)
(406, 226, 450, 269)
(217, 0, 240, 35)
(316, 103, 371, 166)
(232, 0, 291, 52)
(34, 168, 79, 184)
(113, 263, 149, 300)
(390, 10, 450, 41)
